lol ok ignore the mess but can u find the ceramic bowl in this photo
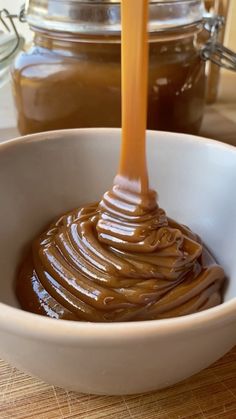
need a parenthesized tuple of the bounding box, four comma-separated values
(0, 128, 236, 395)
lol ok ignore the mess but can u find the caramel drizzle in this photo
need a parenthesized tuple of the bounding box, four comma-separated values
(98, 0, 160, 251)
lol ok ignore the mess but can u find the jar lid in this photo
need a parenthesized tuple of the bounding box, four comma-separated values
(25, 0, 205, 35)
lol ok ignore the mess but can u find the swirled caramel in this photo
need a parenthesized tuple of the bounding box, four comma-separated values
(16, 0, 225, 321)
(16, 197, 224, 321)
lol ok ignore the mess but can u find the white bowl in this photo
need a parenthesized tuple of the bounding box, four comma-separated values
(0, 128, 236, 396)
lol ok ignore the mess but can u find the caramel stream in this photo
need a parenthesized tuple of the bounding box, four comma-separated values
(16, 0, 225, 321)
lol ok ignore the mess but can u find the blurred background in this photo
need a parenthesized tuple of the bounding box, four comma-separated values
(0, 0, 235, 144)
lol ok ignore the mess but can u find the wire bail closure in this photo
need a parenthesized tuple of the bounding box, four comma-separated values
(1, 6, 236, 72)
(0, 6, 25, 64)
(201, 14, 236, 72)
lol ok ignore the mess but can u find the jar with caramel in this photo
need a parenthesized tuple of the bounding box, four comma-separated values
(10, 0, 234, 135)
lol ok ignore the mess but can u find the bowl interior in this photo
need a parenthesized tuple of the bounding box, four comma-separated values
(0, 129, 236, 308)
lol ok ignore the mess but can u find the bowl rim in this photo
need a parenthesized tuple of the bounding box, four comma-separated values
(0, 127, 236, 343)
(1, 126, 236, 154)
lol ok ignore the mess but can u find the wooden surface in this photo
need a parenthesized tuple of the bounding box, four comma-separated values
(1, 348, 236, 419)
(0, 74, 236, 419)
(201, 73, 236, 146)
(201, 106, 236, 146)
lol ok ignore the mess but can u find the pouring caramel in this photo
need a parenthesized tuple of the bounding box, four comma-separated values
(16, 0, 225, 322)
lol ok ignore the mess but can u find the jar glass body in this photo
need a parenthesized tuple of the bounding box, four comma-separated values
(12, 28, 206, 135)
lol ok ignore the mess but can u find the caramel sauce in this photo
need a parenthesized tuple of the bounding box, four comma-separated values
(16, 0, 225, 322)
(12, 25, 205, 135)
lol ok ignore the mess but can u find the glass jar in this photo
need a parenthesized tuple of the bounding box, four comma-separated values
(9, 0, 235, 135)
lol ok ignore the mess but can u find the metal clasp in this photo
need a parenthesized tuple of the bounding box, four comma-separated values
(201, 15, 236, 72)
(0, 6, 25, 65)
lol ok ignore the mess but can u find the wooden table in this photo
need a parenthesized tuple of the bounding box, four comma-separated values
(201, 73, 236, 146)
(1, 348, 236, 419)
(0, 74, 236, 419)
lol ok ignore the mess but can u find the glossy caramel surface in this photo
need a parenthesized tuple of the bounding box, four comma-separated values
(17, 204, 224, 322)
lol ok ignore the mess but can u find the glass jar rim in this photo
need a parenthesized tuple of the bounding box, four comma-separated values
(25, 0, 206, 35)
